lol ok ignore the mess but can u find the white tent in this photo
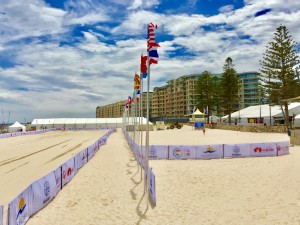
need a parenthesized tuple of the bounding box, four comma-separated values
(222, 102, 300, 125)
(9, 121, 26, 132)
(190, 109, 205, 122)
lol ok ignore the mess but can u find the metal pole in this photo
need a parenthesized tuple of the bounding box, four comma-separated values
(140, 73, 144, 180)
(145, 54, 150, 201)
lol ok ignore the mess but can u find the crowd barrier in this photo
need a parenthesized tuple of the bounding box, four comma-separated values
(122, 128, 289, 161)
(0, 129, 56, 139)
(4, 128, 116, 225)
(0, 205, 3, 225)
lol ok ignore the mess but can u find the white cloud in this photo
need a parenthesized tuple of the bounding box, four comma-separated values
(219, 5, 234, 13)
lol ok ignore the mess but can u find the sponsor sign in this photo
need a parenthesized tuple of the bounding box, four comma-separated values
(277, 141, 289, 156)
(223, 144, 250, 158)
(169, 145, 196, 159)
(8, 186, 32, 225)
(87, 145, 94, 161)
(30, 171, 57, 215)
(195, 144, 223, 159)
(149, 145, 169, 159)
(61, 157, 75, 187)
(54, 166, 62, 192)
(148, 168, 156, 206)
(76, 149, 88, 171)
(249, 142, 277, 157)
(0, 205, 3, 225)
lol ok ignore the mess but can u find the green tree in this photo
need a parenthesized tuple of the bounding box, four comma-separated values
(195, 71, 222, 123)
(220, 57, 240, 125)
(259, 25, 299, 130)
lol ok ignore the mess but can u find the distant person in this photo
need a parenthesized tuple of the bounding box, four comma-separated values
(202, 127, 205, 135)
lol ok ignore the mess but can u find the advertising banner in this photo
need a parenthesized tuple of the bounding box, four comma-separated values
(54, 166, 62, 193)
(148, 168, 156, 206)
(223, 143, 250, 158)
(87, 145, 94, 161)
(169, 145, 196, 160)
(62, 157, 76, 187)
(76, 149, 88, 171)
(30, 171, 57, 215)
(149, 145, 169, 159)
(195, 144, 223, 159)
(249, 142, 277, 157)
(0, 205, 3, 225)
(8, 185, 32, 225)
(277, 141, 289, 156)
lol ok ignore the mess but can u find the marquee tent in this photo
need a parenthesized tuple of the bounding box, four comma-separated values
(222, 102, 300, 125)
(31, 117, 151, 130)
(9, 121, 26, 132)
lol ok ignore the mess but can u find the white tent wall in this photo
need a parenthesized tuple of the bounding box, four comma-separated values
(9, 121, 26, 132)
(31, 117, 150, 130)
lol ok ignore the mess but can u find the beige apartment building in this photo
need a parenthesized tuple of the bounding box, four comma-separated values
(96, 92, 152, 118)
(96, 72, 260, 120)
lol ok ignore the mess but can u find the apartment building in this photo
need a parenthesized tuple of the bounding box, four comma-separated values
(96, 92, 152, 118)
(96, 72, 260, 119)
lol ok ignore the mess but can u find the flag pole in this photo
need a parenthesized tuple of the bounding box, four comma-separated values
(145, 49, 150, 205)
(140, 67, 144, 181)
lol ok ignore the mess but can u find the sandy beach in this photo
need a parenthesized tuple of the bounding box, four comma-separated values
(1, 126, 300, 225)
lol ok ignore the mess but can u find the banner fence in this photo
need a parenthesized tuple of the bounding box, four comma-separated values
(0, 205, 3, 225)
(6, 128, 116, 225)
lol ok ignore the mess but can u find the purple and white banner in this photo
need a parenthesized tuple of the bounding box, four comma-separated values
(195, 144, 223, 159)
(76, 149, 88, 171)
(276, 141, 289, 156)
(223, 143, 250, 158)
(30, 171, 58, 215)
(62, 157, 76, 187)
(249, 142, 277, 157)
(148, 168, 156, 206)
(8, 186, 32, 225)
(0, 205, 3, 225)
(87, 145, 95, 161)
(169, 145, 196, 160)
(54, 166, 62, 192)
(149, 145, 169, 160)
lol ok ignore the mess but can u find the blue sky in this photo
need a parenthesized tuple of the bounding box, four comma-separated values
(0, 0, 299, 123)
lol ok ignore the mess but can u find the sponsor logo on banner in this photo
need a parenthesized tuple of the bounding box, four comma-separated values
(232, 145, 241, 156)
(43, 181, 51, 204)
(277, 141, 289, 155)
(173, 148, 189, 158)
(150, 146, 158, 159)
(63, 167, 73, 179)
(204, 145, 216, 153)
(16, 197, 27, 220)
(254, 146, 274, 153)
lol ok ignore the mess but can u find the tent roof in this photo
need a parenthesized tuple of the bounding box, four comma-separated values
(9, 121, 25, 128)
(192, 109, 204, 115)
(31, 117, 152, 125)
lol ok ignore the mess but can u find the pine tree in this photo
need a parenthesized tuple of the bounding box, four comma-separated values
(220, 57, 240, 125)
(259, 25, 299, 130)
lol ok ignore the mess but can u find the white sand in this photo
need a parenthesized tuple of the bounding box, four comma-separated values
(2, 127, 300, 225)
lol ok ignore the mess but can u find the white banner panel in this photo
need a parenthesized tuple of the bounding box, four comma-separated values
(223, 144, 250, 158)
(30, 171, 57, 215)
(8, 186, 32, 225)
(0, 205, 3, 225)
(76, 149, 88, 171)
(277, 141, 289, 156)
(168, 145, 196, 160)
(54, 167, 62, 193)
(148, 168, 156, 206)
(195, 144, 223, 159)
(249, 142, 277, 157)
(149, 145, 169, 159)
(62, 157, 75, 187)
(87, 145, 94, 161)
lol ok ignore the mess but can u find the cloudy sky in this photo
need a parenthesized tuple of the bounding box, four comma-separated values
(0, 0, 299, 123)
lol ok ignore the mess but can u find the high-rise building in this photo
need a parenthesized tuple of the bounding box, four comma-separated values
(238, 72, 260, 109)
(96, 92, 152, 118)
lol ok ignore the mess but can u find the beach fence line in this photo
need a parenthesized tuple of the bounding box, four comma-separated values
(0, 128, 56, 139)
(0, 127, 111, 139)
(122, 128, 156, 206)
(122, 129, 289, 160)
(1, 128, 116, 225)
